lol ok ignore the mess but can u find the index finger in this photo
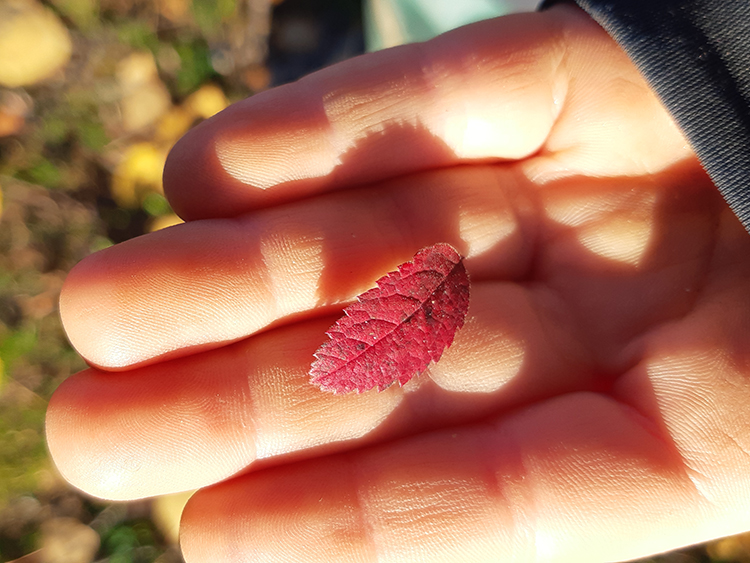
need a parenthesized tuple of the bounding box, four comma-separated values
(163, 10, 568, 220)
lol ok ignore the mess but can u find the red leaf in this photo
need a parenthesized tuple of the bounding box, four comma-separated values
(310, 243, 470, 394)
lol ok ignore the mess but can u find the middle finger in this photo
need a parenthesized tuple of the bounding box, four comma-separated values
(60, 165, 534, 369)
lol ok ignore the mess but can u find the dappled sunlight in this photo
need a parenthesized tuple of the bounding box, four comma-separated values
(215, 130, 337, 189)
(429, 285, 527, 394)
(544, 187, 656, 227)
(422, 24, 565, 162)
(458, 202, 518, 258)
(322, 77, 420, 153)
(428, 313, 526, 393)
(545, 186, 657, 267)
(438, 89, 550, 161)
(260, 229, 325, 318)
(577, 216, 653, 267)
(459, 116, 499, 159)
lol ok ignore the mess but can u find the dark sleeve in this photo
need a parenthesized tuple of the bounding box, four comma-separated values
(542, 0, 750, 232)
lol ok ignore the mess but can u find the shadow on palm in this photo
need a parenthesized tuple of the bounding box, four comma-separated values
(48, 103, 750, 511)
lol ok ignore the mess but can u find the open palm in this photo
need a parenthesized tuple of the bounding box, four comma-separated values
(47, 5, 750, 562)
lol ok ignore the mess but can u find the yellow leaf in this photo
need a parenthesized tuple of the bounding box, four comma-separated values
(117, 52, 172, 133)
(155, 106, 196, 145)
(707, 533, 750, 562)
(152, 490, 194, 545)
(111, 142, 167, 208)
(0, 0, 72, 87)
(157, 0, 190, 23)
(116, 51, 160, 88)
(148, 213, 183, 232)
(185, 83, 228, 119)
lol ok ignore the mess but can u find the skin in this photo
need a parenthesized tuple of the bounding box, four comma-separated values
(46, 5, 750, 562)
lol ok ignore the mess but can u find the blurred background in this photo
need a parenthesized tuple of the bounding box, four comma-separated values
(0, 0, 748, 561)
